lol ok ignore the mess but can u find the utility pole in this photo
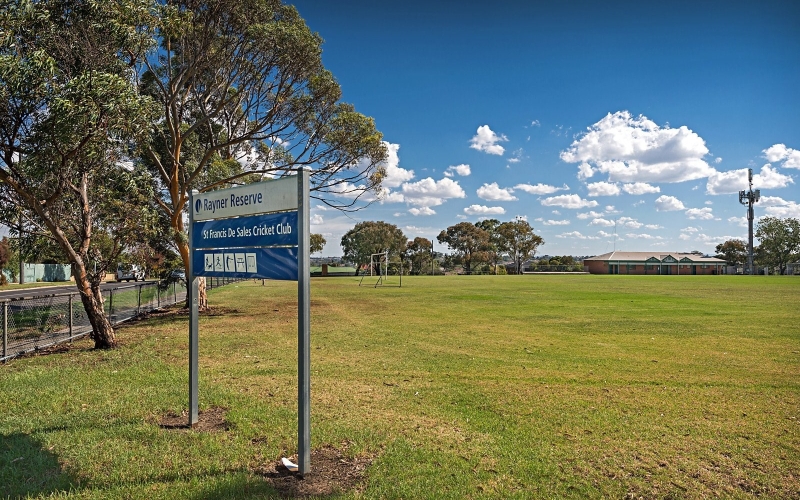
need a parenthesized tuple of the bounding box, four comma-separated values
(739, 168, 760, 275)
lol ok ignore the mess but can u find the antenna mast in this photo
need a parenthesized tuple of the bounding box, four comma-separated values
(738, 168, 760, 275)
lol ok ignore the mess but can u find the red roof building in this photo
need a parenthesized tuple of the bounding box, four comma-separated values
(583, 251, 726, 275)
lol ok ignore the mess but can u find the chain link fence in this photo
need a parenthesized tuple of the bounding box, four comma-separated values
(1, 278, 239, 362)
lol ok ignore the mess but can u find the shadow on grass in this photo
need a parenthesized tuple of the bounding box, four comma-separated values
(0, 432, 75, 498)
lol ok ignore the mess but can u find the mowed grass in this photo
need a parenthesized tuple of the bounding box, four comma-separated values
(1, 275, 798, 499)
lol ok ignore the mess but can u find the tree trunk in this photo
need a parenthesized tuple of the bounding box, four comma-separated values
(72, 262, 116, 349)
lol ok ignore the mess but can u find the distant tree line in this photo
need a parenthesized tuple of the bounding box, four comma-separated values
(340, 218, 545, 275)
(715, 216, 800, 274)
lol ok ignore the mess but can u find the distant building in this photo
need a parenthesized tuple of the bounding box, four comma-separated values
(583, 251, 725, 275)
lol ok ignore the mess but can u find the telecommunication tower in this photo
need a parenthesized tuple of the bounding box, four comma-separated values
(738, 168, 760, 275)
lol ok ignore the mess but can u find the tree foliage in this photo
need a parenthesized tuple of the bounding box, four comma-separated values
(406, 236, 432, 275)
(341, 221, 406, 274)
(0, 0, 157, 347)
(497, 219, 543, 274)
(715, 239, 747, 266)
(310, 233, 326, 254)
(437, 222, 489, 274)
(475, 218, 502, 274)
(140, 0, 388, 276)
(755, 217, 800, 274)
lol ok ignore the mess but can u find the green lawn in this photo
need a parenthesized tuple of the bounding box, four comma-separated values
(1, 275, 798, 498)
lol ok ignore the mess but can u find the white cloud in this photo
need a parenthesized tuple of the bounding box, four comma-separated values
(605, 205, 620, 213)
(444, 164, 471, 177)
(543, 219, 571, 226)
(756, 164, 795, 189)
(577, 163, 595, 180)
(541, 194, 598, 209)
(654, 195, 685, 211)
(760, 197, 800, 218)
(622, 182, 660, 195)
(310, 214, 324, 225)
(644, 224, 663, 230)
(625, 233, 663, 240)
(704, 200, 713, 205)
(329, 181, 373, 200)
(576, 210, 604, 220)
(409, 207, 436, 216)
(514, 183, 569, 195)
(686, 207, 714, 220)
(378, 142, 415, 188)
(470, 125, 507, 155)
(715, 157, 723, 164)
(508, 148, 524, 163)
(590, 218, 615, 227)
(401, 177, 466, 207)
(464, 205, 506, 215)
(618, 217, 642, 229)
(561, 111, 715, 183)
(728, 216, 748, 228)
(706, 164, 794, 194)
(552, 210, 561, 215)
(556, 231, 600, 240)
(587, 181, 620, 197)
(531, 120, 540, 127)
(477, 182, 518, 201)
(763, 143, 800, 168)
(378, 188, 405, 203)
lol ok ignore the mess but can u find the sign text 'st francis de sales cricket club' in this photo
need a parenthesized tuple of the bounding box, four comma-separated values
(190, 177, 300, 281)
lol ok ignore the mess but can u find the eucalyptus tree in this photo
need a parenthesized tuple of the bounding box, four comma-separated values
(406, 236, 433, 275)
(497, 219, 544, 274)
(341, 221, 407, 275)
(141, 0, 388, 275)
(755, 217, 800, 275)
(310, 233, 326, 254)
(715, 239, 747, 266)
(0, 0, 157, 348)
(437, 222, 489, 274)
(475, 218, 502, 274)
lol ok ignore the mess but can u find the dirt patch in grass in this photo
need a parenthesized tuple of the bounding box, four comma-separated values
(253, 443, 373, 498)
(129, 305, 240, 322)
(158, 406, 229, 431)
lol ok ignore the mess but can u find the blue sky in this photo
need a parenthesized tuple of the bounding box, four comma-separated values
(293, 0, 800, 257)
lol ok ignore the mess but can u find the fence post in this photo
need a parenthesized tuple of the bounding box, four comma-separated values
(173, 282, 177, 305)
(68, 294, 74, 342)
(2, 301, 7, 362)
(157, 282, 160, 308)
(137, 284, 142, 316)
(109, 290, 114, 317)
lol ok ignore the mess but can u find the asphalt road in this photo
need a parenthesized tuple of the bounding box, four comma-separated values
(0, 280, 160, 301)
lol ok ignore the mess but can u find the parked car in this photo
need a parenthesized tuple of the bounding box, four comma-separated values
(169, 269, 186, 282)
(116, 263, 145, 282)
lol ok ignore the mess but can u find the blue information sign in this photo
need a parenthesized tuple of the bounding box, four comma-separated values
(192, 211, 297, 250)
(192, 247, 298, 280)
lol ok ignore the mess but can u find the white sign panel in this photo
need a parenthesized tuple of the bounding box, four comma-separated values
(192, 176, 299, 221)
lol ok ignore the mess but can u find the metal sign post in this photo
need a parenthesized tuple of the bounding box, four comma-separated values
(188, 172, 311, 473)
(297, 171, 310, 475)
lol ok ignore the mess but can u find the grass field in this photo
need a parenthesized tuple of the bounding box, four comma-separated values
(1, 275, 798, 499)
